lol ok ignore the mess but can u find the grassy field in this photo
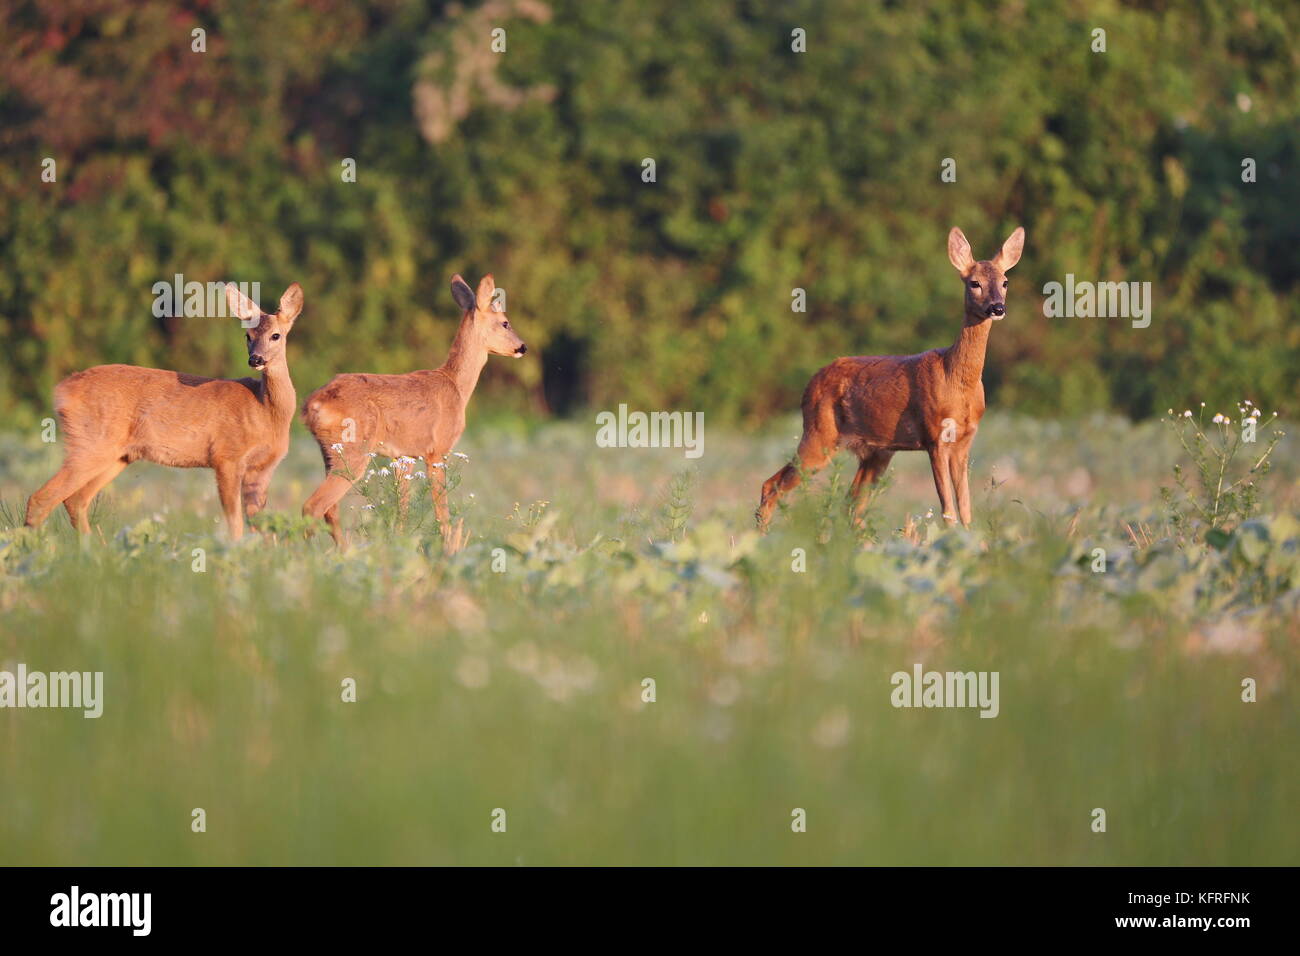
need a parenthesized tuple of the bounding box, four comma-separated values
(1, 412, 1297, 865)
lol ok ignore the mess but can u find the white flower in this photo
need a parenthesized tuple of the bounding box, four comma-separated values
(453, 452, 470, 460)
(379, 468, 390, 476)
(430, 462, 446, 469)
(1212, 414, 1225, 424)
(330, 442, 345, 452)
(1184, 410, 1193, 418)
(367, 452, 378, 458)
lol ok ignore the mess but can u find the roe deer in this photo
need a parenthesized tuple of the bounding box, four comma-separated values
(25, 282, 304, 539)
(757, 226, 1024, 530)
(301, 273, 526, 547)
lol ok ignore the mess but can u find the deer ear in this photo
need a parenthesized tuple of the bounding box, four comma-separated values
(451, 275, 476, 312)
(278, 282, 304, 323)
(224, 282, 261, 321)
(992, 227, 1025, 271)
(476, 273, 496, 311)
(948, 228, 975, 275)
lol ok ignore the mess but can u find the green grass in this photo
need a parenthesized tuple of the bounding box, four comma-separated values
(0, 414, 1297, 865)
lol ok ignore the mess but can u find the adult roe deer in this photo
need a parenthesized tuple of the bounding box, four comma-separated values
(757, 226, 1024, 530)
(301, 273, 526, 546)
(25, 282, 304, 539)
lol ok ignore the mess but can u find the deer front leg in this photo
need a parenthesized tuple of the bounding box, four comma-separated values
(215, 463, 246, 540)
(927, 445, 958, 524)
(427, 456, 470, 554)
(428, 457, 452, 538)
(949, 436, 974, 527)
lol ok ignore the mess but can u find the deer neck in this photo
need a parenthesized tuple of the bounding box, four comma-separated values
(945, 315, 991, 389)
(258, 359, 297, 427)
(438, 313, 489, 410)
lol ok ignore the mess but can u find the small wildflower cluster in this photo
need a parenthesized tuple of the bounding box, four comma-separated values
(326, 446, 472, 540)
(1161, 401, 1284, 535)
(505, 499, 550, 530)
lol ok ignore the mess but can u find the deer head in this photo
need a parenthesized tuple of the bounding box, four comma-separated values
(225, 282, 304, 370)
(450, 273, 527, 358)
(948, 227, 1025, 325)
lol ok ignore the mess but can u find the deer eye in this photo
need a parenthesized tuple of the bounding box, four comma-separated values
(1002, 281, 1008, 288)
(271, 333, 281, 340)
(969, 281, 981, 289)
(501, 320, 510, 329)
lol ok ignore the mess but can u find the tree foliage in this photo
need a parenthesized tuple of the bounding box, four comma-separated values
(1, 0, 1296, 423)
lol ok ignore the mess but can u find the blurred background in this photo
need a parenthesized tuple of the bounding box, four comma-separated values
(0, 0, 1296, 427)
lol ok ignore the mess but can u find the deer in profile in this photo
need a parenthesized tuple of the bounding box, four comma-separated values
(301, 273, 526, 548)
(25, 282, 304, 539)
(757, 227, 1024, 531)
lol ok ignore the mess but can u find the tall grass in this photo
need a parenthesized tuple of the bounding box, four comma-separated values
(0, 415, 1296, 864)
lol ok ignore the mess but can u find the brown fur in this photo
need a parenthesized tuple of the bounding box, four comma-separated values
(25, 282, 305, 539)
(301, 273, 526, 546)
(757, 227, 1025, 529)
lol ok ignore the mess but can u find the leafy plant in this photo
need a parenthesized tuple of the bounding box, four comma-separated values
(1161, 402, 1285, 536)
(656, 467, 697, 543)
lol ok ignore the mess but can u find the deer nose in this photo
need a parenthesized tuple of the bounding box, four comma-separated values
(989, 303, 1005, 317)
(248, 354, 266, 367)
(514, 344, 528, 356)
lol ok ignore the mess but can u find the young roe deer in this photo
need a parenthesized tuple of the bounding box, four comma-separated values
(757, 226, 1024, 530)
(25, 282, 304, 539)
(301, 273, 526, 546)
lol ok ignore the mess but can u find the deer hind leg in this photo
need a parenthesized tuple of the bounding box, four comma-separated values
(849, 449, 895, 526)
(322, 503, 343, 545)
(25, 455, 119, 530)
(303, 444, 370, 547)
(62, 458, 129, 534)
(927, 444, 958, 524)
(757, 425, 839, 531)
(242, 470, 272, 519)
